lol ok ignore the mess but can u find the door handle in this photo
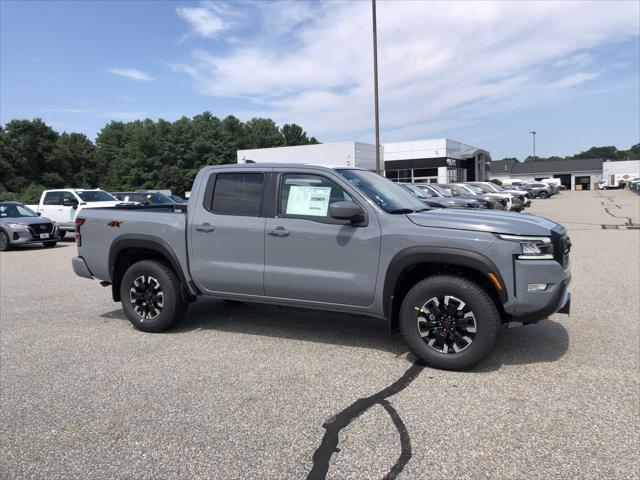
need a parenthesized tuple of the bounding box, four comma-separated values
(195, 223, 215, 233)
(268, 227, 290, 237)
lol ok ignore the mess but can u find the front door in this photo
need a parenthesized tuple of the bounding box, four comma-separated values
(189, 170, 267, 295)
(264, 172, 381, 306)
(40, 191, 76, 228)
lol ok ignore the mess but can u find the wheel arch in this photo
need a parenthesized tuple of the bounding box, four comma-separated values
(108, 235, 197, 303)
(383, 247, 508, 332)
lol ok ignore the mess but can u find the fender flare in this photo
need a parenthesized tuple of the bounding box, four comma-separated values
(382, 246, 508, 321)
(108, 234, 197, 302)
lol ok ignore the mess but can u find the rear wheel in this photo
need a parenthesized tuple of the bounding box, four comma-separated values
(120, 260, 187, 333)
(399, 275, 500, 370)
(0, 231, 9, 251)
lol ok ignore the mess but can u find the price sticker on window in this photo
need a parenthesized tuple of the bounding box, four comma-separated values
(286, 186, 331, 216)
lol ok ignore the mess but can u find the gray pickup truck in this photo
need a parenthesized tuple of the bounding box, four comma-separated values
(72, 164, 571, 370)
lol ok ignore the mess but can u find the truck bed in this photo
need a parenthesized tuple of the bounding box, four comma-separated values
(77, 206, 189, 283)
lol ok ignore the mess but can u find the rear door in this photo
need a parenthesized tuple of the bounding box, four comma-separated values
(189, 169, 269, 296)
(264, 171, 381, 306)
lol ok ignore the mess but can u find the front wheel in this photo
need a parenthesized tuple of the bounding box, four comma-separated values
(538, 191, 549, 199)
(399, 275, 500, 371)
(120, 260, 187, 333)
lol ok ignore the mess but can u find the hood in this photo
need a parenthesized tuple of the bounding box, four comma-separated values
(1, 216, 54, 226)
(407, 209, 560, 236)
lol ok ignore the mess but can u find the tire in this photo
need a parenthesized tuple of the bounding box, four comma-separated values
(43, 241, 57, 248)
(538, 191, 549, 199)
(120, 259, 187, 333)
(59, 231, 66, 239)
(0, 230, 9, 251)
(399, 275, 500, 371)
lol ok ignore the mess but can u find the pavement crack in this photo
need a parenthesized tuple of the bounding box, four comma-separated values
(306, 363, 424, 480)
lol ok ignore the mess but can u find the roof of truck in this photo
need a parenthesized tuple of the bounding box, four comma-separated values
(226, 163, 366, 170)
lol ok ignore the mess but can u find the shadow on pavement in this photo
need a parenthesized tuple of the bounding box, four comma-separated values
(101, 297, 569, 370)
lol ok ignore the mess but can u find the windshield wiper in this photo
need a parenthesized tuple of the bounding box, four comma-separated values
(388, 207, 430, 214)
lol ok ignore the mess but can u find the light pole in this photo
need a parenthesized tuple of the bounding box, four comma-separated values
(372, 0, 381, 175)
(529, 131, 536, 175)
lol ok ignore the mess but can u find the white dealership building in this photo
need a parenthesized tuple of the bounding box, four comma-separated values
(237, 138, 491, 182)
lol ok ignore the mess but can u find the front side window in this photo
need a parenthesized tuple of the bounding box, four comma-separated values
(211, 173, 264, 216)
(280, 174, 351, 218)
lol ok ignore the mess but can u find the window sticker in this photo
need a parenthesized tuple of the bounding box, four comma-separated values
(286, 186, 332, 217)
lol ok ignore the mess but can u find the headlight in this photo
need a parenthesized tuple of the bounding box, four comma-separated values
(5, 223, 29, 230)
(497, 234, 554, 260)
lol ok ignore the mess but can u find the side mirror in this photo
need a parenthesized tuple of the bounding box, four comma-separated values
(329, 201, 365, 223)
(62, 198, 77, 207)
(36, 212, 41, 216)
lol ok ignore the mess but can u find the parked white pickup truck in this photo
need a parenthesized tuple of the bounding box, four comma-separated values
(27, 189, 122, 235)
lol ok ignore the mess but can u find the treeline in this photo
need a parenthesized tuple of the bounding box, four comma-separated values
(0, 114, 319, 203)
(501, 144, 640, 163)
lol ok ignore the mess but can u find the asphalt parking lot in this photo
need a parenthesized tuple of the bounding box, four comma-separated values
(1, 189, 639, 480)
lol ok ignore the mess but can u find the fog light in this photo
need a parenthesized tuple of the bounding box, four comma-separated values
(527, 283, 548, 292)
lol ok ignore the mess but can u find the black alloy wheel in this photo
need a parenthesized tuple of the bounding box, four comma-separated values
(416, 295, 477, 354)
(399, 275, 500, 370)
(129, 274, 165, 321)
(120, 259, 187, 332)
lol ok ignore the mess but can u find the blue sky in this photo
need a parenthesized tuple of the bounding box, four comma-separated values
(1, 0, 638, 159)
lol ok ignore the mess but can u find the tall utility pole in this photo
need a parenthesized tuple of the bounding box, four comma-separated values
(372, 0, 381, 175)
(529, 131, 536, 175)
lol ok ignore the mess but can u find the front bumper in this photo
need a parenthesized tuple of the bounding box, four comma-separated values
(503, 259, 572, 324)
(7, 225, 60, 245)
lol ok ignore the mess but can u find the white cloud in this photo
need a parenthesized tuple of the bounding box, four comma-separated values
(108, 68, 153, 81)
(176, 2, 232, 39)
(102, 111, 147, 121)
(173, 1, 639, 141)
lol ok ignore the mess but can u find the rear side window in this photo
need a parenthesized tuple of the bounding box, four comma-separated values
(211, 173, 264, 216)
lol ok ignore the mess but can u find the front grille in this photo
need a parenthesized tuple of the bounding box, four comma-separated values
(28, 223, 53, 239)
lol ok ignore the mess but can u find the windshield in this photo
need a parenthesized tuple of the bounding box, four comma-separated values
(431, 185, 455, 197)
(0, 203, 37, 218)
(447, 185, 472, 196)
(405, 184, 437, 198)
(77, 190, 117, 202)
(466, 184, 489, 194)
(337, 170, 427, 213)
(482, 183, 500, 192)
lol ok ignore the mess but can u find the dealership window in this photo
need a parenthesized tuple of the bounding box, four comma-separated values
(211, 173, 264, 216)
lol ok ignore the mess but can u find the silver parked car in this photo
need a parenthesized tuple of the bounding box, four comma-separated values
(0, 201, 60, 251)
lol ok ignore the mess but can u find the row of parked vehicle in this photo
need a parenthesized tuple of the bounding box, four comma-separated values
(0, 189, 186, 251)
(394, 181, 558, 213)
